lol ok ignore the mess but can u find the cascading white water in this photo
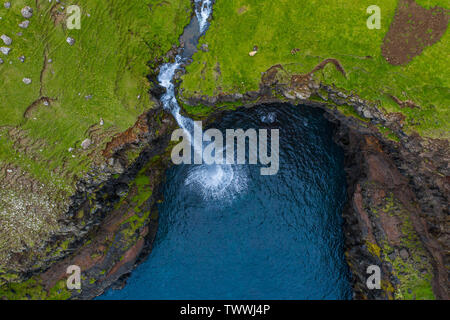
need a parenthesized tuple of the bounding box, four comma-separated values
(157, 0, 247, 201)
(195, 0, 213, 34)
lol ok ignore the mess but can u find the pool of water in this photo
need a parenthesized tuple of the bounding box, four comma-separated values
(100, 103, 352, 300)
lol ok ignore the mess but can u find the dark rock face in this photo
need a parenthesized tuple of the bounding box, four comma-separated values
(148, 80, 167, 100)
(330, 114, 448, 300)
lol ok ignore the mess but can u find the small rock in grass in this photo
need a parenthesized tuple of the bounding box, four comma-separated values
(399, 249, 409, 260)
(201, 44, 209, 52)
(4, 2, 10, 9)
(47, 58, 52, 63)
(66, 37, 75, 46)
(99, 118, 104, 126)
(19, 20, 30, 29)
(291, 48, 300, 55)
(85, 94, 92, 100)
(68, 147, 74, 153)
(81, 138, 92, 150)
(0, 47, 11, 55)
(22, 78, 32, 85)
(0, 58, 3, 64)
(1, 34, 12, 45)
(21, 6, 33, 19)
(18, 55, 25, 63)
(249, 50, 257, 57)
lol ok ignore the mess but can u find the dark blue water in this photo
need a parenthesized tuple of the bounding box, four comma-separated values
(100, 103, 352, 300)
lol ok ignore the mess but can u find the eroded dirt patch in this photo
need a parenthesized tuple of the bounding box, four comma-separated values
(382, 0, 449, 65)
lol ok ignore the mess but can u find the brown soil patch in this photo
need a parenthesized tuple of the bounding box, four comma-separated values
(50, 4, 67, 26)
(390, 95, 421, 109)
(308, 58, 346, 77)
(382, 0, 449, 65)
(291, 59, 346, 88)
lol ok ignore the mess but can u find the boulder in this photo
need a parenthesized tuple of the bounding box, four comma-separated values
(81, 138, 92, 150)
(0, 47, 11, 55)
(363, 109, 374, 119)
(19, 20, 30, 29)
(21, 6, 33, 19)
(1, 34, 12, 45)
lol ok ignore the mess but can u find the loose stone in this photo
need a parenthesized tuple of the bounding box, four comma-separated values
(21, 6, 33, 19)
(1, 34, 12, 45)
(0, 47, 11, 55)
(19, 20, 30, 29)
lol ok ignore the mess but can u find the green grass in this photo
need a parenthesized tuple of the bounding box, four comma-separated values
(0, 0, 192, 192)
(180, 0, 449, 138)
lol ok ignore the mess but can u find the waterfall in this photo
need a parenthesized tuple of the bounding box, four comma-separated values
(158, 0, 213, 150)
(195, 0, 213, 34)
(156, 0, 247, 201)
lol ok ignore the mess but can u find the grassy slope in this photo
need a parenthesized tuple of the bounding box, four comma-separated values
(0, 0, 192, 193)
(181, 0, 449, 139)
